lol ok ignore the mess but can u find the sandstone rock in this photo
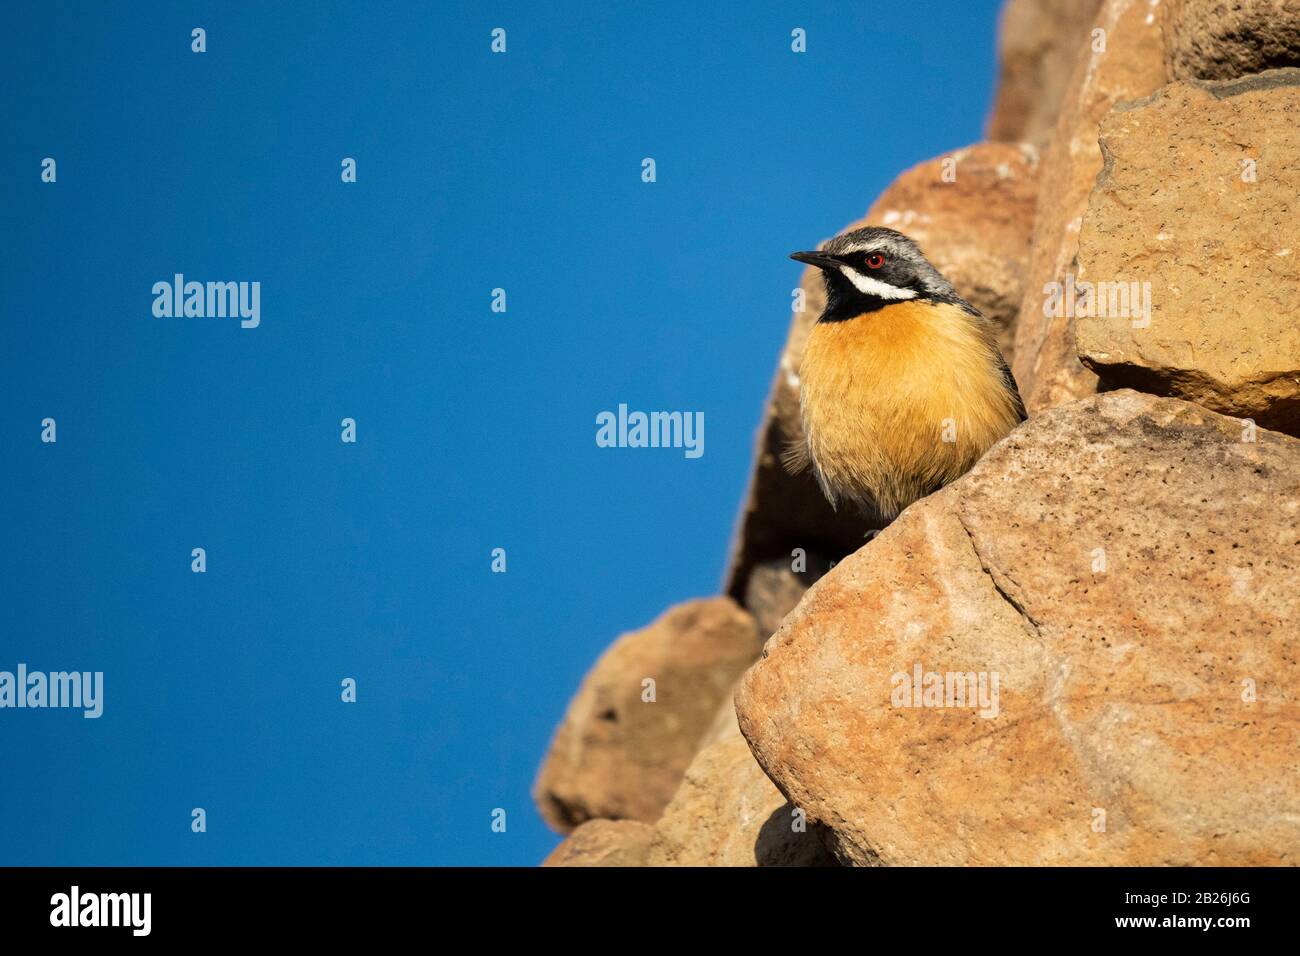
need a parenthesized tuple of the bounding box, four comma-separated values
(737, 390, 1300, 865)
(648, 722, 838, 867)
(698, 681, 743, 749)
(1011, 0, 1168, 413)
(1076, 71, 1300, 434)
(987, 0, 1107, 144)
(726, 143, 1039, 605)
(533, 597, 761, 832)
(743, 557, 833, 638)
(1164, 0, 1300, 81)
(541, 820, 655, 867)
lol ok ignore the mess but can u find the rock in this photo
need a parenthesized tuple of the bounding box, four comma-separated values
(648, 721, 839, 867)
(541, 820, 655, 867)
(1163, 0, 1300, 81)
(987, 0, 1107, 144)
(533, 597, 761, 833)
(1076, 71, 1300, 435)
(725, 143, 1040, 606)
(1010, 0, 1168, 413)
(737, 390, 1300, 865)
(697, 681, 744, 749)
(742, 557, 833, 638)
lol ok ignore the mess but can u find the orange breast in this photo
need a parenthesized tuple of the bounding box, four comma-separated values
(799, 300, 1020, 517)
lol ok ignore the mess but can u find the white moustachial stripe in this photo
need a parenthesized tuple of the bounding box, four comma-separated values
(838, 265, 918, 300)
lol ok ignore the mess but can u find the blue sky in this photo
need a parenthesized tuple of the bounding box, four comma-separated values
(1, 0, 1003, 865)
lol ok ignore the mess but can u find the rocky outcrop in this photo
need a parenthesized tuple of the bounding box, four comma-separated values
(737, 391, 1300, 866)
(648, 728, 838, 867)
(533, 598, 761, 832)
(1163, 0, 1300, 81)
(542, 820, 656, 867)
(1076, 71, 1300, 435)
(543, 697, 838, 867)
(1010, 0, 1168, 413)
(987, 0, 1107, 144)
(725, 143, 1040, 609)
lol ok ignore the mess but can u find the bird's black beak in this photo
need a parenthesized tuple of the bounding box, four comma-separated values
(790, 250, 841, 271)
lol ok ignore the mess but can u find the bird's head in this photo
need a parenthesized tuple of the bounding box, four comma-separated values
(791, 226, 957, 319)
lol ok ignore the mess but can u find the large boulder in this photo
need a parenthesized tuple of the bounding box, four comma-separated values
(533, 598, 761, 832)
(1010, 0, 1168, 413)
(987, 0, 1107, 144)
(737, 390, 1300, 865)
(725, 143, 1040, 608)
(1163, 0, 1300, 81)
(1076, 71, 1300, 435)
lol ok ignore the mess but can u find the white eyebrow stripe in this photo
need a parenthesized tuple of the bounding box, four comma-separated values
(838, 265, 918, 300)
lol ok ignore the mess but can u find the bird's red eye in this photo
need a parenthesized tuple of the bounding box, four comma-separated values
(865, 253, 886, 269)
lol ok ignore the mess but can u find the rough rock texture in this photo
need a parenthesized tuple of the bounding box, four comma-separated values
(541, 820, 655, 867)
(743, 557, 832, 638)
(534, 598, 761, 833)
(1011, 0, 1168, 413)
(726, 143, 1040, 605)
(648, 720, 839, 867)
(1164, 0, 1300, 81)
(987, 0, 1107, 143)
(1076, 72, 1300, 435)
(737, 390, 1300, 866)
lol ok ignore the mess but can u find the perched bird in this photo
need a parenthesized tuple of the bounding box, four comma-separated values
(786, 226, 1025, 521)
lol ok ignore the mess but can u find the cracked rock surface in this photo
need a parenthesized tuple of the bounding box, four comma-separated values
(736, 390, 1300, 865)
(1076, 71, 1300, 436)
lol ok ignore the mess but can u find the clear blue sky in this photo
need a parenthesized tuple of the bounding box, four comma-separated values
(1, 0, 1003, 865)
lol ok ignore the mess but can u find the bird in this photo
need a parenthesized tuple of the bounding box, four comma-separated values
(785, 226, 1025, 522)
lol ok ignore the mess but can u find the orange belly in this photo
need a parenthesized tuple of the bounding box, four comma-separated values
(799, 300, 1021, 518)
